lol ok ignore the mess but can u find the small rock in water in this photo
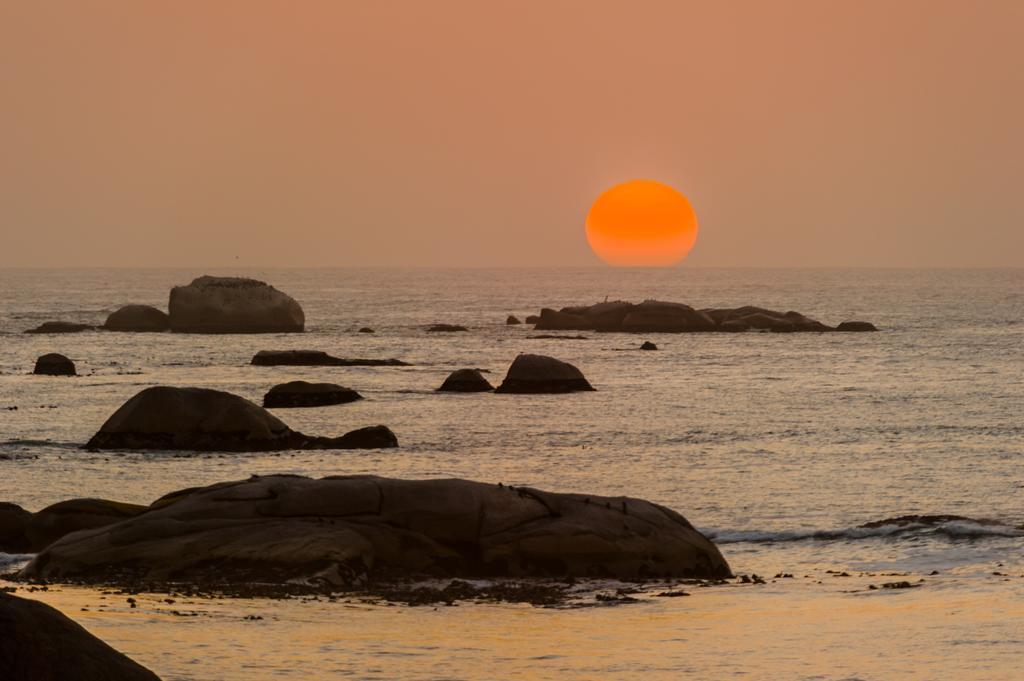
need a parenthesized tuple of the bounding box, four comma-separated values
(640, 341, 658, 350)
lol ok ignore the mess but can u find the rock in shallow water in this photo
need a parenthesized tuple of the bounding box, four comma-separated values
(103, 305, 169, 332)
(263, 381, 363, 408)
(168, 276, 304, 333)
(24, 321, 94, 334)
(437, 368, 494, 392)
(836, 321, 878, 332)
(0, 593, 161, 680)
(84, 386, 397, 451)
(33, 353, 76, 376)
(19, 475, 731, 585)
(495, 354, 595, 393)
(251, 350, 408, 366)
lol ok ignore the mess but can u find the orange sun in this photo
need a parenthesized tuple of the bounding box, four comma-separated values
(585, 179, 699, 267)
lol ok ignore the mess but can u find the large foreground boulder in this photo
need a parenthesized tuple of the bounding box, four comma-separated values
(437, 369, 494, 392)
(103, 305, 169, 332)
(33, 353, 75, 376)
(168, 276, 304, 333)
(495, 354, 595, 393)
(263, 381, 363, 408)
(24, 322, 93, 334)
(0, 593, 161, 681)
(20, 475, 732, 585)
(84, 386, 397, 451)
(252, 350, 408, 366)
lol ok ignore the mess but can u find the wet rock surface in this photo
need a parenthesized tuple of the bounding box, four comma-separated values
(0, 592, 161, 680)
(262, 381, 363, 408)
(18, 475, 731, 587)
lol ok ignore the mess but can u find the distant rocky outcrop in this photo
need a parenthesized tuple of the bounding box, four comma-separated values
(495, 354, 595, 393)
(506, 315, 521, 325)
(84, 386, 397, 452)
(33, 353, 76, 376)
(24, 322, 94, 334)
(437, 369, 494, 392)
(836, 321, 878, 332)
(0, 593, 161, 681)
(168, 276, 304, 333)
(263, 381, 363, 408)
(427, 324, 468, 332)
(251, 350, 408, 367)
(103, 305, 169, 332)
(19, 475, 732, 587)
(530, 300, 870, 333)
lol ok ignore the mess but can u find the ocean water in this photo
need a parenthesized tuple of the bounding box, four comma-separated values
(1, 267, 1022, 680)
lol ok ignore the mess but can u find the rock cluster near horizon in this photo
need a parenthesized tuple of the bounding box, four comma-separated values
(84, 386, 397, 452)
(19, 474, 732, 586)
(532, 300, 876, 333)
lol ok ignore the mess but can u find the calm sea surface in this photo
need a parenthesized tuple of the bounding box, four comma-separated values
(1, 267, 1022, 680)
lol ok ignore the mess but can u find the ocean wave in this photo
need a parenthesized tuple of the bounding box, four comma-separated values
(705, 515, 1024, 544)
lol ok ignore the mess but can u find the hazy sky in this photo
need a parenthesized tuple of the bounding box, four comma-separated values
(2, 1, 1021, 268)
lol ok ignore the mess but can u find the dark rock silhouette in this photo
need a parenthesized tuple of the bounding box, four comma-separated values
(33, 353, 76, 376)
(836, 321, 879, 332)
(529, 300, 864, 333)
(358, 327, 374, 333)
(524, 315, 540, 324)
(168, 276, 304, 333)
(495, 354, 595, 393)
(103, 305, 169, 332)
(26, 499, 148, 552)
(0, 502, 31, 552)
(24, 322, 93, 334)
(427, 324, 468, 332)
(506, 315, 522, 325)
(251, 350, 408, 366)
(263, 381, 363, 408)
(84, 387, 397, 451)
(640, 341, 658, 350)
(0, 593, 161, 681)
(437, 369, 494, 392)
(20, 475, 732, 586)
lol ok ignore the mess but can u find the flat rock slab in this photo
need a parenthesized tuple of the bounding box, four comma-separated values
(263, 381, 363, 408)
(24, 322, 94, 334)
(252, 350, 408, 366)
(20, 475, 731, 586)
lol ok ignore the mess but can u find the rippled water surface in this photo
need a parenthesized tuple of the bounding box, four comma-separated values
(1, 267, 1022, 679)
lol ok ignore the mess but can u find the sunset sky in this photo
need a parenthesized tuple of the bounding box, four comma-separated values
(2, 1, 1021, 268)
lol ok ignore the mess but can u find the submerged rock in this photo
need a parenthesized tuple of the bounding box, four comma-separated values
(24, 322, 93, 334)
(251, 350, 408, 367)
(33, 353, 76, 376)
(263, 381, 363, 408)
(168, 276, 304, 333)
(506, 315, 522, 325)
(358, 327, 374, 333)
(84, 386, 397, 451)
(427, 324, 468, 332)
(640, 341, 658, 350)
(26, 498, 148, 552)
(437, 369, 494, 392)
(20, 475, 732, 586)
(103, 305, 169, 332)
(495, 354, 595, 393)
(836, 321, 878, 332)
(0, 593, 161, 681)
